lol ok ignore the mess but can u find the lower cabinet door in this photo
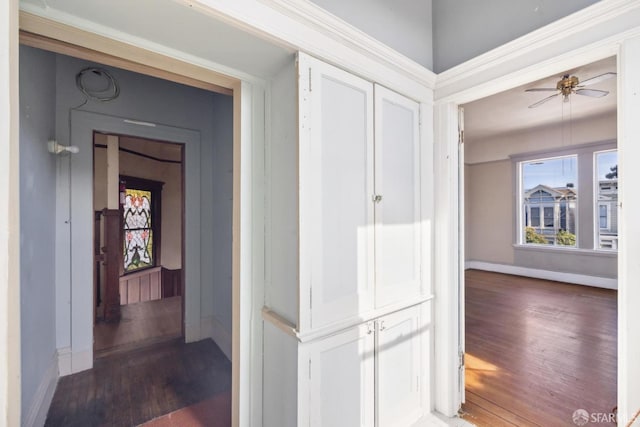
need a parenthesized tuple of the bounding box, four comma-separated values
(308, 322, 375, 427)
(376, 305, 424, 426)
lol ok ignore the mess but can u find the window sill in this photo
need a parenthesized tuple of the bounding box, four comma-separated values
(513, 244, 617, 257)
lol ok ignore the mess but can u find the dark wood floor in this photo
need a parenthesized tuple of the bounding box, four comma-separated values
(45, 338, 231, 427)
(461, 270, 617, 427)
(94, 296, 182, 357)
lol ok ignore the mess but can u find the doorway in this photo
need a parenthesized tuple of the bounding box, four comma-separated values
(459, 56, 618, 425)
(93, 134, 185, 356)
(17, 38, 239, 422)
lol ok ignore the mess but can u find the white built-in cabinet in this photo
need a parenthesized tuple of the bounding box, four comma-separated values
(264, 52, 432, 427)
(299, 54, 423, 333)
(304, 304, 427, 427)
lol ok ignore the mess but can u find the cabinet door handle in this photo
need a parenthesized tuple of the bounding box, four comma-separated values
(366, 322, 374, 335)
(379, 320, 386, 331)
(372, 194, 383, 203)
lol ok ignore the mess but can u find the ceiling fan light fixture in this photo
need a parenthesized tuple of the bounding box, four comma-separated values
(526, 71, 615, 108)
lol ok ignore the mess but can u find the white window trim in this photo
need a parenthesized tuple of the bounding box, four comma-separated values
(518, 155, 578, 247)
(594, 148, 618, 251)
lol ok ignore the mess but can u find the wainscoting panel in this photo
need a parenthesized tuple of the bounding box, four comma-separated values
(120, 267, 162, 305)
(119, 267, 182, 305)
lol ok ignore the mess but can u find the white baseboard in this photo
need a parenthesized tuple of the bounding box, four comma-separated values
(185, 321, 201, 344)
(203, 315, 232, 361)
(465, 260, 618, 289)
(57, 347, 71, 377)
(414, 412, 461, 427)
(24, 353, 58, 427)
(200, 315, 215, 341)
(58, 346, 92, 376)
(72, 348, 92, 374)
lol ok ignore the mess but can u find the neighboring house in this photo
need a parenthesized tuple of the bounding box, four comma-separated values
(598, 179, 619, 249)
(523, 184, 577, 245)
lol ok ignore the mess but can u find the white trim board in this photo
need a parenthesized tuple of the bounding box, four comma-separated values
(23, 353, 58, 427)
(435, 0, 640, 102)
(264, 0, 436, 88)
(465, 261, 617, 290)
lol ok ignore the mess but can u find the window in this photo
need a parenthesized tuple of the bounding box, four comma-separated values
(121, 176, 163, 273)
(595, 150, 618, 250)
(543, 207, 554, 228)
(530, 207, 540, 227)
(599, 204, 609, 229)
(521, 156, 577, 246)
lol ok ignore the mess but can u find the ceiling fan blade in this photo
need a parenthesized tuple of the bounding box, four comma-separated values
(575, 88, 609, 98)
(525, 88, 558, 92)
(528, 93, 559, 108)
(579, 72, 616, 86)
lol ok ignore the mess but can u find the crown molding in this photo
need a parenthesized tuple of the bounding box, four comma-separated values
(181, 0, 434, 101)
(262, 0, 436, 89)
(435, 0, 640, 101)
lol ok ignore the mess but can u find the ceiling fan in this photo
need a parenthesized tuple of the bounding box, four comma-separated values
(526, 72, 616, 108)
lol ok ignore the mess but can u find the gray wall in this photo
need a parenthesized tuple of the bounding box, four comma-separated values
(211, 95, 234, 335)
(19, 46, 58, 421)
(312, 0, 433, 70)
(52, 53, 233, 349)
(432, 0, 600, 72)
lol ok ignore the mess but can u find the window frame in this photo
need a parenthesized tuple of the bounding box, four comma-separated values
(512, 141, 617, 253)
(594, 149, 618, 251)
(120, 175, 164, 274)
(518, 154, 578, 247)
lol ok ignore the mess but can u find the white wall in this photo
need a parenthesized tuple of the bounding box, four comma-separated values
(432, 0, 600, 72)
(19, 45, 58, 426)
(311, 0, 433, 70)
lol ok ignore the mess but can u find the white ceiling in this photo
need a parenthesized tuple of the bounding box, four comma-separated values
(20, 0, 295, 80)
(463, 56, 617, 142)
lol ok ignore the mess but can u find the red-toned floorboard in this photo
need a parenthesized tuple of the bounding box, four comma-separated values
(140, 391, 231, 427)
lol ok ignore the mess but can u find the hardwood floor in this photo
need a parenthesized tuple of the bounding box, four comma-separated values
(94, 296, 182, 357)
(461, 270, 617, 427)
(45, 338, 231, 427)
(139, 392, 231, 427)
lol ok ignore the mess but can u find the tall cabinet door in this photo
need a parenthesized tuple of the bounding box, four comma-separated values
(376, 305, 424, 427)
(298, 54, 375, 331)
(307, 323, 375, 427)
(374, 85, 422, 308)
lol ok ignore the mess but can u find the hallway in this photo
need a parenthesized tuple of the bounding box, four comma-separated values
(94, 296, 182, 357)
